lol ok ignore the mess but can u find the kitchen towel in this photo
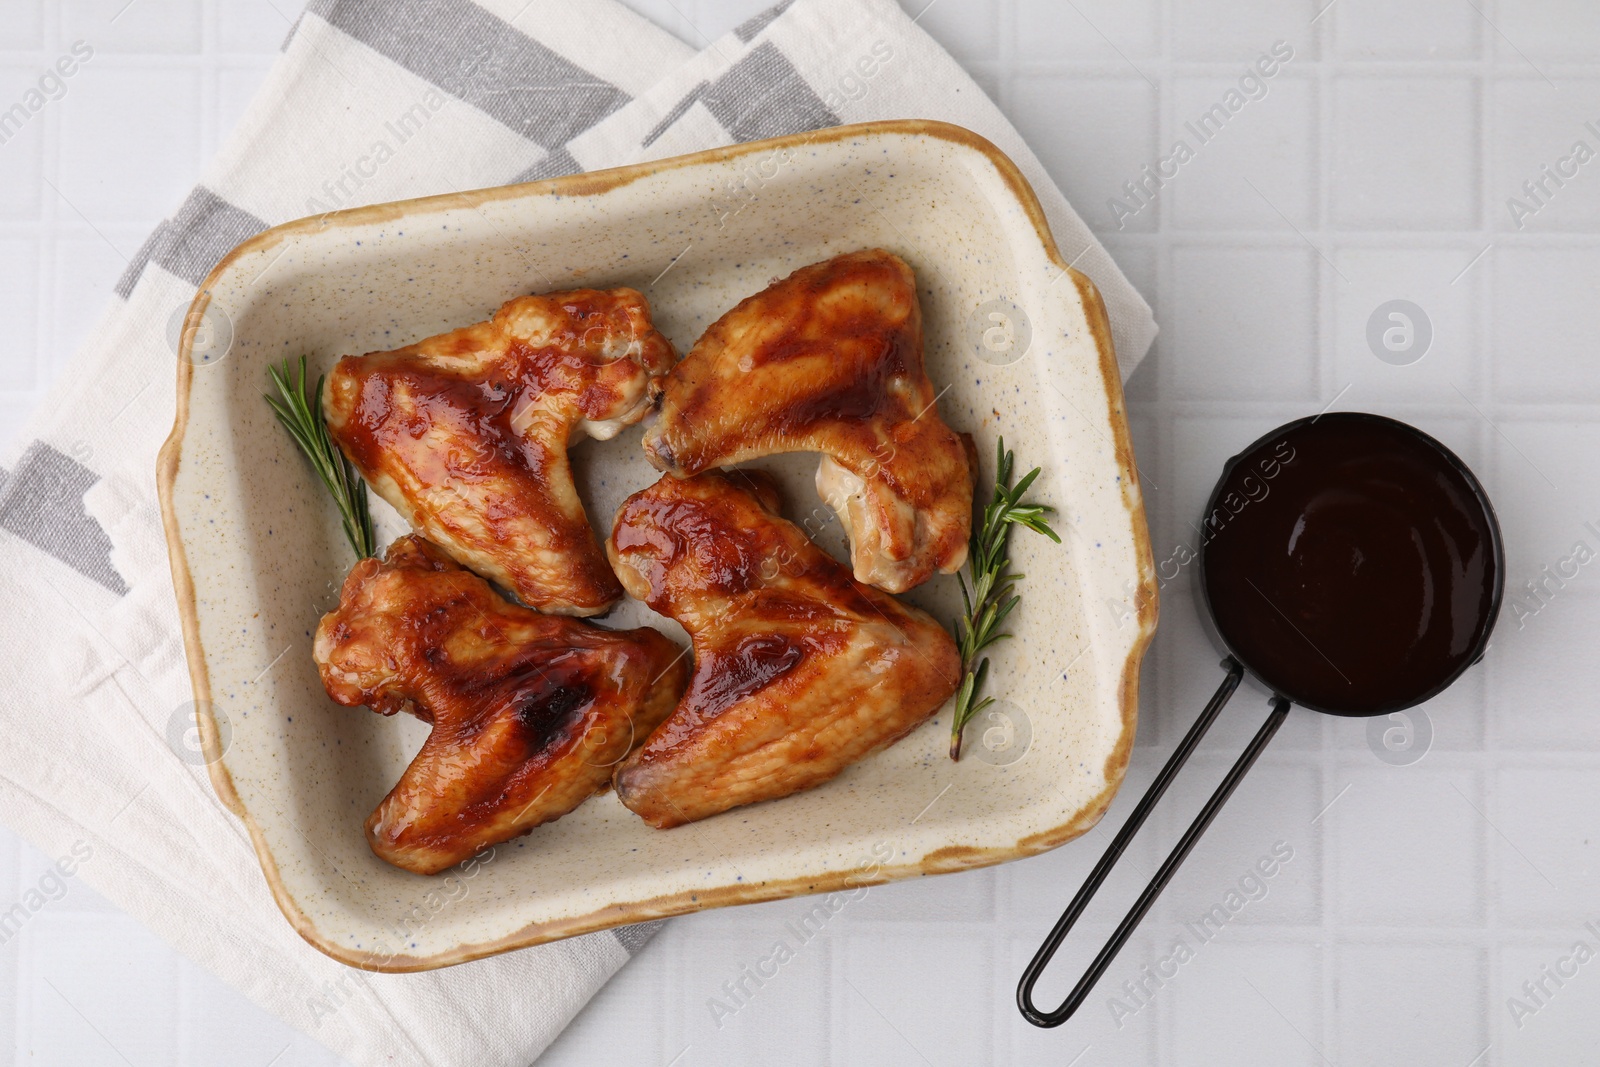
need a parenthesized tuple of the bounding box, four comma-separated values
(0, 0, 1156, 1064)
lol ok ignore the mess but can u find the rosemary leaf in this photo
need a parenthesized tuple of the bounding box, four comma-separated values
(266, 356, 376, 560)
(950, 436, 1061, 761)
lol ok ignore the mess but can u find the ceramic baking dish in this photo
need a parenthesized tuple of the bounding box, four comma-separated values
(158, 119, 1157, 971)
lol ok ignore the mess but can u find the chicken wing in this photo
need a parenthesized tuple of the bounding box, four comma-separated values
(325, 288, 676, 616)
(607, 471, 961, 829)
(641, 249, 972, 594)
(314, 535, 690, 874)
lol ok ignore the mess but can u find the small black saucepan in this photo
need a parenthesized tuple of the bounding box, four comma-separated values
(1018, 411, 1504, 1027)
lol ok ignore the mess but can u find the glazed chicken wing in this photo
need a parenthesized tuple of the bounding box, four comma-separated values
(607, 471, 960, 828)
(314, 535, 689, 874)
(641, 249, 972, 594)
(325, 288, 676, 616)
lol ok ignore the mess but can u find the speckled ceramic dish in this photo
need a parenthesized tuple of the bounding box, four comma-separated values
(158, 120, 1157, 971)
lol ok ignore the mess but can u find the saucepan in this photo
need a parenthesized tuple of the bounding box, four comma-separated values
(1018, 411, 1505, 1027)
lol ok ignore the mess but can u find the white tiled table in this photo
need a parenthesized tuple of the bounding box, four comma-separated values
(5, 1, 1600, 1063)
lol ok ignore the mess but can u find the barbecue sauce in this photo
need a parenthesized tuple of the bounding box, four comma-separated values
(1201, 414, 1500, 714)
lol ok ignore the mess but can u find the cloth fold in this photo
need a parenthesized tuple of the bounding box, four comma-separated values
(0, 0, 1155, 1063)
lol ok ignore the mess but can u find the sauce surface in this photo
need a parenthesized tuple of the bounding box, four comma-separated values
(1202, 414, 1500, 714)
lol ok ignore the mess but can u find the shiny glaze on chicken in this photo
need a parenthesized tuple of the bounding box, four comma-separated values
(641, 249, 972, 594)
(325, 288, 676, 616)
(314, 535, 689, 874)
(607, 471, 961, 828)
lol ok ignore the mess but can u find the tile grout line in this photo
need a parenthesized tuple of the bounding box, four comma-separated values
(1475, 762, 1497, 1061)
(1154, 0, 1172, 1058)
(1473, 0, 1494, 414)
(9, 207, 1599, 253)
(1473, 0, 1499, 797)
(32, 2, 58, 411)
(202, 0, 221, 168)
(1464, 24, 1498, 962)
(6, 832, 20, 1067)
(1314, 6, 1335, 419)
(1478, 30, 1499, 1066)
(10, 24, 56, 1067)
(1470, 17, 1500, 1002)
(1314, 6, 1338, 1062)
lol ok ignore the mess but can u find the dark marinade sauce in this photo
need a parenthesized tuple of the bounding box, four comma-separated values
(1201, 413, 1499, 714)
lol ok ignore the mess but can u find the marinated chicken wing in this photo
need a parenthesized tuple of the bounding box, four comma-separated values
(314, 535, 689, 874)
(325, 288, 677, 616)
(641, 249, 972, 594)
(608, 471, 960, 828)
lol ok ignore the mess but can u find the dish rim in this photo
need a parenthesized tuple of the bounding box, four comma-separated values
(156, 118, 1159, 972)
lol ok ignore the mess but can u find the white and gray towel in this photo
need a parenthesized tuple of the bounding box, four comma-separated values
(0, 0, 1154, 1063)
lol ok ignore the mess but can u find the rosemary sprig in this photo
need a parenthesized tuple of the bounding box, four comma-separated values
(950, 436, 1061, 761)
(265, 356, 376, 560)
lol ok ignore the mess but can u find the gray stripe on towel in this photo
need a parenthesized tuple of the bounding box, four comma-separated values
(734, 0, 795, 43)
(115, 222, 171, 299)
(115, 187, 268, 298)
(0, 442, 127, 596)
(640, 81, 710, 150)
(612, 919, 666, 956)
(641, 81, 710, 148)
(153, 187, 269, 288)
(509, 145, 582, 185)
(315, 0, 630, 148)
(698, 42, 838, 145)
(641, 43, 837, 152)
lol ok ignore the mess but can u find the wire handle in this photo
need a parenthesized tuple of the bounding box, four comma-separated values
(1017, 658, 1291, 1027)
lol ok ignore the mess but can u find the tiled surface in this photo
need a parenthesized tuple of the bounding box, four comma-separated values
(4, 0, 1600, 1064)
